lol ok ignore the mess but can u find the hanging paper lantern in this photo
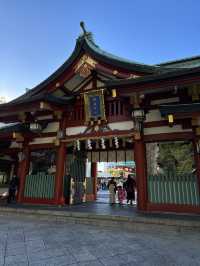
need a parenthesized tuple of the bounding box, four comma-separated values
(101, 138, 106, 149)
(114, 136, 119, 149)
(87, 139, 92, 150)
(76, 140, 80, 151)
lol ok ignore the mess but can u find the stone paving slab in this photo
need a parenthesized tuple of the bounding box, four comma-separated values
(0, 214, 200, 266)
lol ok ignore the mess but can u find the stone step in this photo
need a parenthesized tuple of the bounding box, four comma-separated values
(0, 205, 200, 233)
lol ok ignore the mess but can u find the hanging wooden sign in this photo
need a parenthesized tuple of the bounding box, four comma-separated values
(84, 89, 106, 123)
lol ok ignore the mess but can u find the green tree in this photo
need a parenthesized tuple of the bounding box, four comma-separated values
(157, 141, 194, 174)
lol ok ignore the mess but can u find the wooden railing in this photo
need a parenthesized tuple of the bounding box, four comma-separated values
(106, 99, 130, 122)
(66, 104, 84, 126)
(66, 98, 131, 126)
(148, 174, 200, 205)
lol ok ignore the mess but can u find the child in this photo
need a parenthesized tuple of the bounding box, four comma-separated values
(117, 184, 125, 205)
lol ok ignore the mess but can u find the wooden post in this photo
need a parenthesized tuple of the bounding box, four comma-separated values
(17, 146, 30, 203)
(55, 142, 66, 205)
(134, 139, 148, 211)
(91, 162, 97, 200)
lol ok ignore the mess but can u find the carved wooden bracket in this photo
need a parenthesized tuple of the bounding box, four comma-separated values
(12, 132, 24, 142)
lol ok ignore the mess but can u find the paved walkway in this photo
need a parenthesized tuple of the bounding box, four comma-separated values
(0, 213, 200, 266)
(96, 190, 109, 203)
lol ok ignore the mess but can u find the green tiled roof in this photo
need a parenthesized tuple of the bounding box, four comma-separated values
(0, 123, 27, 134)
(157, 56, 200, 68)
(0, 93, 74, 109)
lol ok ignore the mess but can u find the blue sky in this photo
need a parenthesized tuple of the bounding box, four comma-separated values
(0, 0, 200, 101)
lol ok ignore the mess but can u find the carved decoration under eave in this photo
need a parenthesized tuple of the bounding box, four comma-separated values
(196, 127, 200, 136)
(74, 54, 97, 78)
(130, 93, 140, 108)
(127, 74, 140, 79)
(18, 112, 26, 122)
(12, 132, 24, 142)
(40, 101, 51, 110)
(188, 84, 200, 102)
(54, 110, 63, 120)
(134, 132, 141, 140)
(112, 70, 118, 75)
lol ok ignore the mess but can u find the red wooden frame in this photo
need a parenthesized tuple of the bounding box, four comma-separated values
(22, 197, 57, 205)
(147, 202, 200, 214)
(144, 132, 194, 142)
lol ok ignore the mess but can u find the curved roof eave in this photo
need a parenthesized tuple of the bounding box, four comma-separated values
(83, 37, 161, 74)
(105, 66, 200, 88)
(8, 39, 84, 105)
(7, 33, 166, 106)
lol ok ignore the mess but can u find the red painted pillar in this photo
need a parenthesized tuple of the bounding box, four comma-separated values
(17, 146, 30, 203)
(91, 162, 97, 200)
(193, 140, 200, 192)
(134, 139, 148, 211)
(55, 142, 66, 205)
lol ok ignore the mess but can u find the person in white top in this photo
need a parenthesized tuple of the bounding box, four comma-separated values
(107, 177, 117, 205)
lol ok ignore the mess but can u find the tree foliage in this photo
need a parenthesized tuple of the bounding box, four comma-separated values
(157, 141, 194, 174)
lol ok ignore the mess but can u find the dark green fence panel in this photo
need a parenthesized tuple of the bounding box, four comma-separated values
(24, 174, 55, 199)
(148, 174, 200, 205)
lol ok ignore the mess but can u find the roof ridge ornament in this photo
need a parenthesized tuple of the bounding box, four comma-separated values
(78, 21, 94, 43)
(80, 21, 87, 36)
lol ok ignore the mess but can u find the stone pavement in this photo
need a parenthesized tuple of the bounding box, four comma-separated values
(0, 213, 200, 266)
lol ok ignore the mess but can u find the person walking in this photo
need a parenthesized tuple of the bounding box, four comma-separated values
(107, 177, 117, 205)
(7, 175, 18, 203)
(124, 175, 136, 205)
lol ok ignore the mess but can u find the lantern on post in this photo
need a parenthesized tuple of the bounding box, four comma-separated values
(29, 121, 48, 133)
(29, 122, 42, 132)
(132, 108, 145, 133)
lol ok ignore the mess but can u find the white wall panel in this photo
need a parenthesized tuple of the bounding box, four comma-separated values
(145, 110, 164, 122)
(30, 137, 56, 145)
(144, 125, 192, 135)
(37, 115, 53, 120)
(43, 122, 59, 133)
(66, 126, 87, 136)
(151, 97, 179, 105)
(108, 121, 133, 131)
(10, 142, 23, 148)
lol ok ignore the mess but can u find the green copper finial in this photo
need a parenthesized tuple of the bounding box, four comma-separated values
(80, 21, 87, 35)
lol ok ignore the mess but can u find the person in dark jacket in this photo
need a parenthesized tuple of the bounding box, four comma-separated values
(63, 171, 71, 204)
(7, 175, 18, 203)
(124, 175, 136, 205)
